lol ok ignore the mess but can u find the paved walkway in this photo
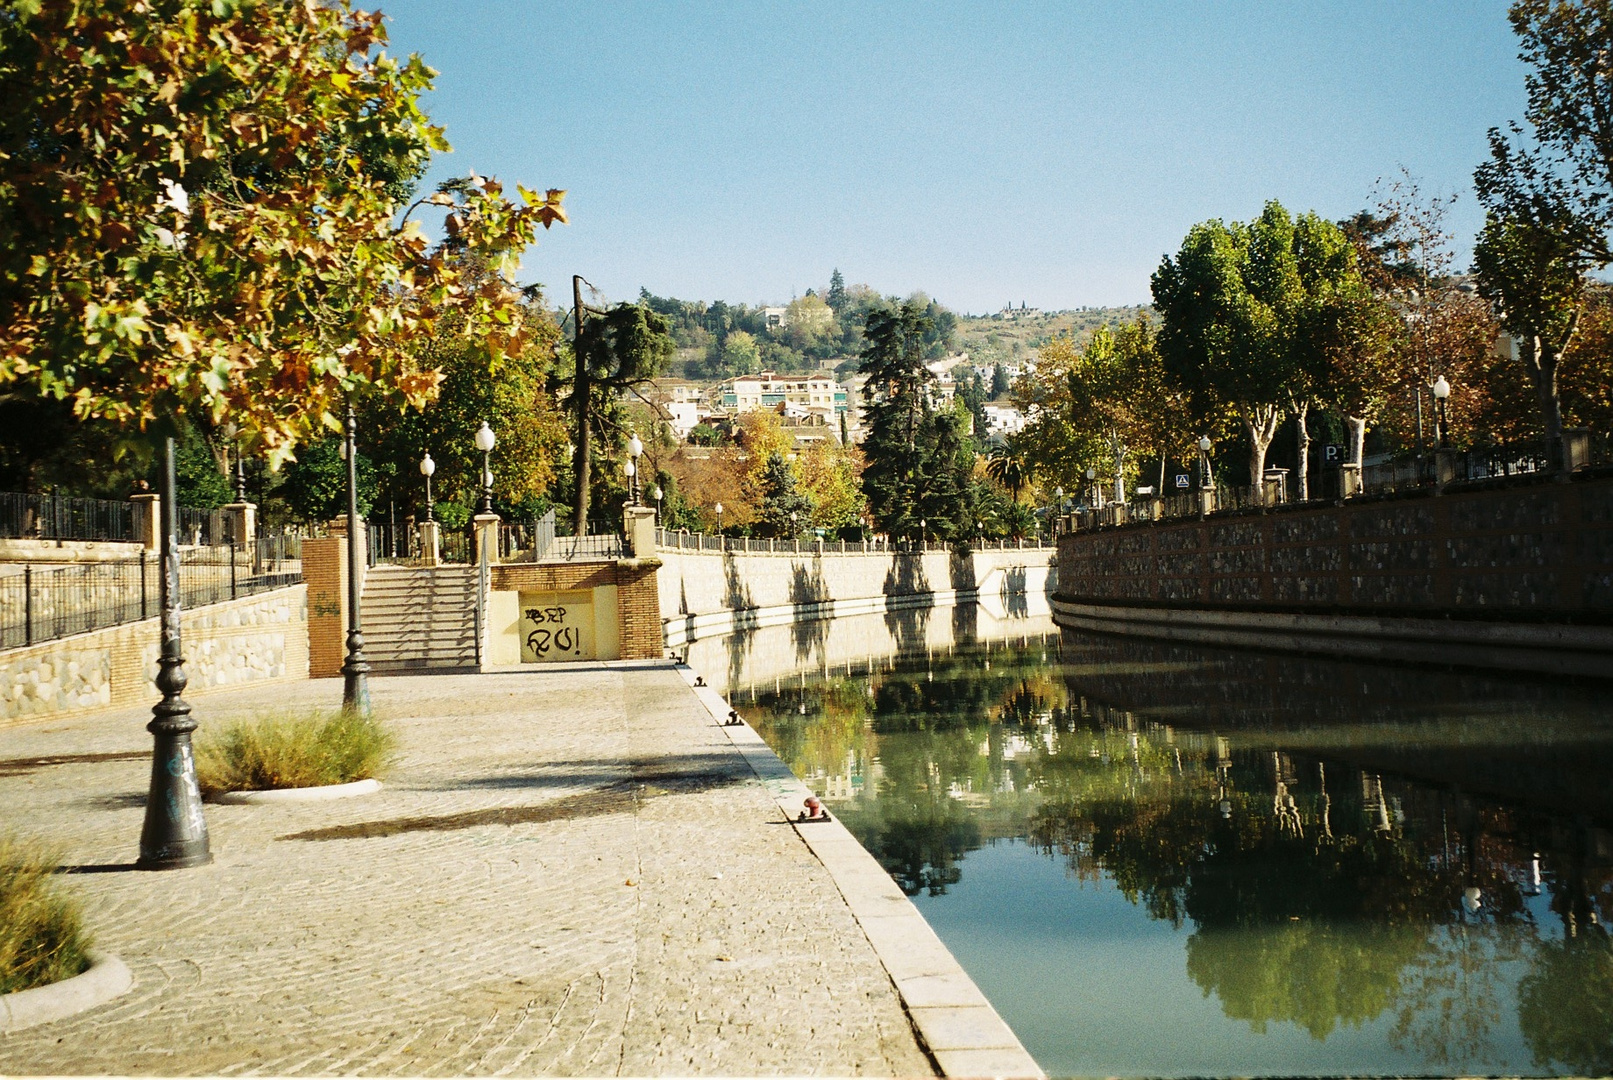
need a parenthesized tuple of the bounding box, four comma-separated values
(0, 666, 934, 1076)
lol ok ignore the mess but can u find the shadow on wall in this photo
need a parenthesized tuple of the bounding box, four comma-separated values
(789, 557, 831, 665)
(883, 553, 932, 655)
(724, 548, 758, 691)
(1004, 565, 1029, 619)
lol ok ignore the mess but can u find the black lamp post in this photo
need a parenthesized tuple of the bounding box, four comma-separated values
(1432, 375, 1451, 449)
(652, 484, 664, 525)
(137, 436, 211, 870)
(341, 403, 370, 715)
(1198, 435, 1214, 490)
(420, 451, 436, 522)
(475, 421, 495, 515)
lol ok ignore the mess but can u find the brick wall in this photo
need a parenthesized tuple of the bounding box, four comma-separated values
(1056, 475, 1613, 619)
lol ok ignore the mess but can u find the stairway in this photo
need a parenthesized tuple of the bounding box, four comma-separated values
(360, 564, 480, 674)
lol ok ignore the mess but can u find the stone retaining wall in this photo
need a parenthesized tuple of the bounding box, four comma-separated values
(657, 544, 1055, 650)
(1057, 476, 1613, 618)
(1, 585, 308, 723)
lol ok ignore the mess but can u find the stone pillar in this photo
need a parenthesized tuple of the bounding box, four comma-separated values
(1198, 489, 1216, 517)
(1433, 448, 1460, 490)
(222, 502, 256, 547)
(418, 519, 441, 567)
(472, 512, 500, 566)
(624, 505, 657, 558)
(130, 493, 160, 551)
(1337, 464, 1362, 499)
(1563, 427, 1591, 471)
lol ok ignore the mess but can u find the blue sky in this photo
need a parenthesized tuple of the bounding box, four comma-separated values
(377, 2, 1527, 314)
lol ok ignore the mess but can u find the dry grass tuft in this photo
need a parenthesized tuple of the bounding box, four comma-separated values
(0, 834, 90, 995)
(195, 709, 396, 795)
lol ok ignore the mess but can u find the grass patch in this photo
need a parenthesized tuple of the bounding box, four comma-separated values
(0, 834, 91, 995)
(195, 709, 396, 795)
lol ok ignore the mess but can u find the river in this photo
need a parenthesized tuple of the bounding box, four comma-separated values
(686, 603, 1613, 1077)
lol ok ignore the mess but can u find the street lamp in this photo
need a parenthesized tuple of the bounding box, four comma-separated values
(341, 403, 370, 716)
(137, 434, 211, 870)
(1198, 435, 1214, 490)
(474, 421, 495, 515)
(1432, 375, 1451, 448)
(419, 451, 436, 521)
(627, 431, 644, 505)
(714, 501, 724, 541)
(652, 484, 664, 525)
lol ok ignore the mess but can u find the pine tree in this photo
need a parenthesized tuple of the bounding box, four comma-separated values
(860, 300, 934, 539)
(756, 452, 815, 537)
(827, 268, 848, 316)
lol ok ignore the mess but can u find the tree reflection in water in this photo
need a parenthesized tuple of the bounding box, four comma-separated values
(740, 628, 1613, 1073)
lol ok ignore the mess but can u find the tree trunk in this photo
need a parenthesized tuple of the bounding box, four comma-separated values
(1346, 415, 1367, 466)
(1524, 334, 1565, 469)
(1244, 407, 1281, 499)
(571, 276, 591, 536)
(1293, 401, 1310, 502)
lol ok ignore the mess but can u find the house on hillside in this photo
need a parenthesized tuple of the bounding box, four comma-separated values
(716, 371, 849, 426)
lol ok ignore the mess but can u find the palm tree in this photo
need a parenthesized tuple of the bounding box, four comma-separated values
(985, 440, 1028, 500)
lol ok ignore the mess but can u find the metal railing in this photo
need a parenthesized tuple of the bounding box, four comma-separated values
(1, 534, 303, 650)
(497, 511, 625, 563)
(653, 528, 1055, 555)
(0, 492, 135, 541)
(1064, 429, 1612, 534)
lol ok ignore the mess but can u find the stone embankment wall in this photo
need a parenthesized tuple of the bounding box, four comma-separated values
(1054, 476, 1613, 677)
(1, 585, 308, 723)
(657, 543, 1055, 651)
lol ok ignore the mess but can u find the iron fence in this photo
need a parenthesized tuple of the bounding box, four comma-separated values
(0, 492, 135, 541)
(652, 529, 1055, 555)
(0, 534, 303, 650)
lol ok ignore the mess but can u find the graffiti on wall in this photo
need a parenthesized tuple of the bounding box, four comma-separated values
(519, 591, 594, 662)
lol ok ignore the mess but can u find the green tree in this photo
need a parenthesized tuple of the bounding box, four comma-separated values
(1473, 206, 1589, 457)
(282, 437, 377, 522)
(562, 301, 674, 532)
(860, 300, 935, 539)
(1153, 202, 1366, 488)
(827, 268, 848, 316)
(756, 451, 815, 538)
(990, 363, 1012, 399)
(0, 0, 566, 460)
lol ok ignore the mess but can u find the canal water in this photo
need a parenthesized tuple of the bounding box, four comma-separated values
(691, 605, 1613, 1078)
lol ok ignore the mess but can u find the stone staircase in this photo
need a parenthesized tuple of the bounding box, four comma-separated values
(360, 564, 480, 674)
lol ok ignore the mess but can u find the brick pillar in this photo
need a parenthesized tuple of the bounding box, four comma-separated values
(222, 502, 256, 547)
(303, 535, 349, 678)
(615, 559, 663, 660)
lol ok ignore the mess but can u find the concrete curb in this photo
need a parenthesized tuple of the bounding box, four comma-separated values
(214, 778, 382, 804)
(0, 951, 132, 1034)
(673, 664, 1045, 1080)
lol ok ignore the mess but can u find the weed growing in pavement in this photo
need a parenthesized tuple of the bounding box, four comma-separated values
(196, 709, 396, 794)
(0, 833, 90, 994)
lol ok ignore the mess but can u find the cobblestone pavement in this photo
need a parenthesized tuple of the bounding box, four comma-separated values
(0, 667, 935, 1076)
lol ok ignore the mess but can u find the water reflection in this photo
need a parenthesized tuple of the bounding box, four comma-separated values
(726, 612, 1613, 1077)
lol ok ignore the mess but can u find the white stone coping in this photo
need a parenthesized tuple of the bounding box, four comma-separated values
(214, 778, 382, 804)
(675, 664, 1045, 1080)
(0, 951, 132, 1033)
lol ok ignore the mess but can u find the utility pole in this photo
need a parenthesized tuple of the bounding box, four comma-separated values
(572, 274, 592, 537)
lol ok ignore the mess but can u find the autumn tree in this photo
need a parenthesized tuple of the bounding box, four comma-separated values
(1471, 0, 1612, 460)
(798, 438, 866, 534)
(0, 0, 567, 459)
